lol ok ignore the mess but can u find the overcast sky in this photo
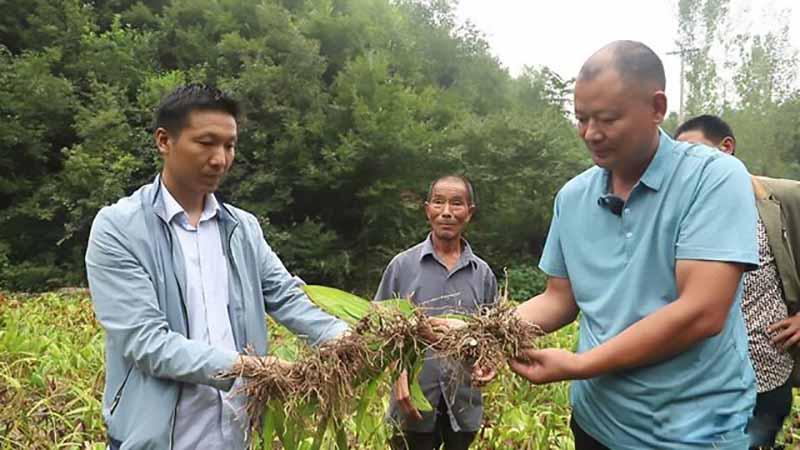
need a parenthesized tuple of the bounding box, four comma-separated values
(455, 0, 800, 112)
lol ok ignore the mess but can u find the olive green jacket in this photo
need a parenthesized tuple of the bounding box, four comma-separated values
(754, 176, 800, 314)
(754, 176, 800, 385)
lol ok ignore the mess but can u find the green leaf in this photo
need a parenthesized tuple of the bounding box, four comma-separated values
(376, 298, 416, 317)
(408, 357, 432, 412)
(260, 405, 277, 449)
(409, 377, 432, 412)
(303, 285, 371, 325)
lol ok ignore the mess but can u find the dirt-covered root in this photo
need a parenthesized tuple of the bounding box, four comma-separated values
(219, 302, 543, 429)
(425, 303, 545, 374)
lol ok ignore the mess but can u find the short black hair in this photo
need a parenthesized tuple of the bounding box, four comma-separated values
(153, 84, 239, 136)
(674, 114, 735, 145)
(427, 175, 476, 206)
(579, 40, 666, 91)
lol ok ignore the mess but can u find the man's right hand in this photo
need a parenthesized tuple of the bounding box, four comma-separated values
(393, 369, 423, 421)
(233, 355, 294, 374)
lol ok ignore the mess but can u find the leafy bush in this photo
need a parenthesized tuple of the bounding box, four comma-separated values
(503, 265, 548, 302)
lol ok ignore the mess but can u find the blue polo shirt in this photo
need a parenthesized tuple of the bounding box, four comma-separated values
(539, 131, 758, 449)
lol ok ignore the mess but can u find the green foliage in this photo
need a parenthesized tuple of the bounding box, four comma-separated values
(504, 265, 548, 302)
(0, 0, 587, 292)
(5, 292, 800, 448)
(673, 0, 800, 179)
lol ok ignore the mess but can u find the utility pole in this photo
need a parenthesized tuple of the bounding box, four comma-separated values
(667, 47, 699, 123)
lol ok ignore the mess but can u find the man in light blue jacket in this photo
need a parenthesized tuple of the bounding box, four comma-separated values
(85, 84, 348, 450)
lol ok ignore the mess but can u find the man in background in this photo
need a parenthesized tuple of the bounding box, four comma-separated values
(375, 175, 497, 450)
(676, 114, 800, 448)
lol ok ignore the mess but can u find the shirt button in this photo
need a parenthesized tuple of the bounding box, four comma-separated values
(624, 208, 631, 215)
(625, 232, 633, 239)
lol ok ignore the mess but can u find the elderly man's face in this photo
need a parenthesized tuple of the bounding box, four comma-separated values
(425, 178, 474, 242)
(574, 69, 662, 172)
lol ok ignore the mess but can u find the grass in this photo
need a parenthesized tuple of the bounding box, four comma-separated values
(1, 291, 799, 449)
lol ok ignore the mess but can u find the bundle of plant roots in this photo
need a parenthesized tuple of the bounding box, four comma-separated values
(219, 287, 544, 432)
(426, 302, 544, 374)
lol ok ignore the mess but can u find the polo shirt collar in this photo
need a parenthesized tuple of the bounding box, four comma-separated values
(637, 130, 673, 192)
(420, 233, 477, 268)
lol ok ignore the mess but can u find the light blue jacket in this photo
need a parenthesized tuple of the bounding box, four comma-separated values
(85, 177, 348, 449)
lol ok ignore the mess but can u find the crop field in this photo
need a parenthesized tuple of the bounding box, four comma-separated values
(1, 291, 799, 449)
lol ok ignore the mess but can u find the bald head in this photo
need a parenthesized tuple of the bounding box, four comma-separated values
(578, 41, 666, 92)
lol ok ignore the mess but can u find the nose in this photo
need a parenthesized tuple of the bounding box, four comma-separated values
(208, 145, 227, 168)
(582, 119, 603, 143)
(440, 202, 453, 217)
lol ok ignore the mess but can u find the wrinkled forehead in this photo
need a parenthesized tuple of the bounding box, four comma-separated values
(430, 178, 470, 198)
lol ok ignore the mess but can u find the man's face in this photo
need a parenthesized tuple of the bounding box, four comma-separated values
(574, 70, 662, 171)
(425, 178, 474, 242)
(157, 110, 237, 196)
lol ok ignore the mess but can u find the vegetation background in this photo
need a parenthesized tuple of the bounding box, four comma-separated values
(1, 0, 800, 448)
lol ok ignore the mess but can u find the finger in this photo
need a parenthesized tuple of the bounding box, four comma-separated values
(784, 332, 800, 350)
(508, 358, 536, 380)
(768, 320, 789, 334)
(514, 348, 538, 363)
(473, 366, 496, 383)
(396, 372, 410, 400)
(772, 328, 794, 346)
(409, 407, 423, 421)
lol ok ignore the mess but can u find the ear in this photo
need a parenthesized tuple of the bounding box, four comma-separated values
(465, 204, 476, 223)
(424, 201, 434, 221)
(720, 136, 736, 155)
(652, 91, 668, 124)
(155, 127, 172, 158)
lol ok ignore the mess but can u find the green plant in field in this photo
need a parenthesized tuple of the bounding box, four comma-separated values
(228, 286, 433, 450)
(0, 291, 106, 449)
(4, 292, 800, 449)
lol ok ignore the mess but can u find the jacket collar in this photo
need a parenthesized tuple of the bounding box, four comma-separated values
(147, 174, 239, 226)
(752, 176, 773, 201)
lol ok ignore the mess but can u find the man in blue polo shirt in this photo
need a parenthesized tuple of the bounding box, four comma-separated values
(508, 41, 758, 449)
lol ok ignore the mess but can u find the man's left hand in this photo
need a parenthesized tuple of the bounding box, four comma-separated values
(508, 348, 585, 385)
(769, 314, 800, 350)
(471, 364, 497, 387)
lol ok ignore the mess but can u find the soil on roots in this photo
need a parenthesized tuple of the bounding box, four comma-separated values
(220, 301, 543, 431)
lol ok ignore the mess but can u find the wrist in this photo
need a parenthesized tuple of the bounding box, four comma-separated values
(573, 351, 600, 380)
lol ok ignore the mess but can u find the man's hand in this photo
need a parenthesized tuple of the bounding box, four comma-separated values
(428, 317, 467, 333)
(508, 348, 585, 385)
(393, 369, 423, 421)
(233, 355, 293, 374)
(472, 365, 497, 387)
(769, 314, 800, 350)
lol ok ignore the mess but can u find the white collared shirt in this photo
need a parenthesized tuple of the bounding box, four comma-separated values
(160, 184, 246, 450)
